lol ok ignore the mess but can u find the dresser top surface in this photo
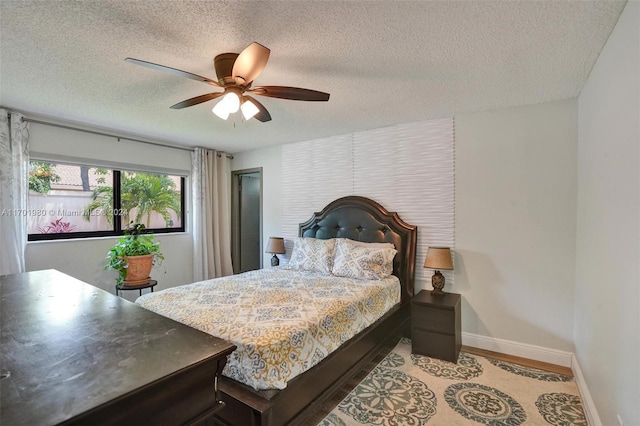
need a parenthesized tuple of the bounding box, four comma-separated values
(1, 269, 235, 425)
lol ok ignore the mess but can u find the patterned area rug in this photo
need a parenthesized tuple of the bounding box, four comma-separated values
(319, 338, 586, 425)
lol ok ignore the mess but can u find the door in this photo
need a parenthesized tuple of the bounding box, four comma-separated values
(231, 169, 262, 274)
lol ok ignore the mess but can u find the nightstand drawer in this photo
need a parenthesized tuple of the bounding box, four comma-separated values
(411, 305, 455, 334)
(411, 329, 459, 363)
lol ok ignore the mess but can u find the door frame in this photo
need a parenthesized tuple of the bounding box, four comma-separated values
(231, 167, 263, 273)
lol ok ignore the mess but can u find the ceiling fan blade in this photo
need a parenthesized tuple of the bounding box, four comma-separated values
(232, 42, 270, 85)
(125, 58, 221, 87)
(244, 95, 272, 122)
(170, 92, 224, 109)
(249, 86, 330, 101)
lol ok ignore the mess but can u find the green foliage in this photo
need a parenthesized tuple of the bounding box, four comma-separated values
(105, 223, 164, 285)
(94, 168, 109, 185)
(83, 185, 115, 223)
(84, 172, 180, 227)
(29, 162, 61, 194)
(122, 172, 181, 227)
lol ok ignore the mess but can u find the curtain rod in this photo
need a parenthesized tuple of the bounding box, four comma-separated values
(16, 116, 233, 159)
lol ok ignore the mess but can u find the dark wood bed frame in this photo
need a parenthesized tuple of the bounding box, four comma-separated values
(212, 196, 417, 426)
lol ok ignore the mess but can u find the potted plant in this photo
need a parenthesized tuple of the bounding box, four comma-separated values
(106, 223, 164, 286)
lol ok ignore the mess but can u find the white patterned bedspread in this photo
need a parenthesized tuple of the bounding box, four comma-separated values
(136, 267, 400, 390)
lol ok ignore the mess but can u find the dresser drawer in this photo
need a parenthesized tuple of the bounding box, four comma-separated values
(411, 304, 455, 334)
(411, 329, 459, 363)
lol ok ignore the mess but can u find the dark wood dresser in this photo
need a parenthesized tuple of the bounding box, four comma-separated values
(411, 290, 461, 363)
(0, 269, 236, 425)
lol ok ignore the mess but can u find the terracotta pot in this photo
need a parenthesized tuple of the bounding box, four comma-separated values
(123, 254, 154, 286)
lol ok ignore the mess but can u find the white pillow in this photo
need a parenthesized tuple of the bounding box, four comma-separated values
(332, 238, 397, 280)
(287, 237, 336, 274)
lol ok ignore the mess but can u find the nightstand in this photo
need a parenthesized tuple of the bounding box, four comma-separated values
(411, 290, 461, 363)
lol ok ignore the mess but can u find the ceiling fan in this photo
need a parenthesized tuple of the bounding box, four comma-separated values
(125, 42, 330, 123)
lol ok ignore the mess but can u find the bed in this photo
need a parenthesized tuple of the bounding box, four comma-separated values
(138, 196, 417, 426)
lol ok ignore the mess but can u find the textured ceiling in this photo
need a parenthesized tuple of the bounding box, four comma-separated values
(0, 1, 626, 154)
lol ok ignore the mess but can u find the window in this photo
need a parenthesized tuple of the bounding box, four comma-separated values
(26, 161, 185, 241)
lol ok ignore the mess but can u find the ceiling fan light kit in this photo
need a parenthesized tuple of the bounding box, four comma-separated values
(126, 42, 330, 123)
(212, 87, 242, 120)
(212, 97, 231, 120)
(241, 98, 260, 120)
(212, 89, 261, 121)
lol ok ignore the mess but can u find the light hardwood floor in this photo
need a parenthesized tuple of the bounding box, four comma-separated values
(461, 345, 573, 376)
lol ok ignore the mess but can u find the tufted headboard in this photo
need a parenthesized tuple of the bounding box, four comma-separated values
(299, 196, 417, 302)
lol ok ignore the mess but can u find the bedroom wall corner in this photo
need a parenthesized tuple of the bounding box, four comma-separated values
(575, 2, 640, 425)
(455, 99, 578, 354)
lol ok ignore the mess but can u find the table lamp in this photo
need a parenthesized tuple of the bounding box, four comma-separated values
(424, 247, 453, 296)
(265, 237, 286, 266)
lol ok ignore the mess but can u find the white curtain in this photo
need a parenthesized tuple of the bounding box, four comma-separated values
(0, 109, 30, 275)
(192, 147, 233, 280)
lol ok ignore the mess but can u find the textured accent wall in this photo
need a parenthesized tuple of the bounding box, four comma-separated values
(282, 118, 454, 288)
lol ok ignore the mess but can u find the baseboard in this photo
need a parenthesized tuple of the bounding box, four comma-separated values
(571, 354, 602, 426)
(461, 332, 600, 424)
(461, 332, 573, 367)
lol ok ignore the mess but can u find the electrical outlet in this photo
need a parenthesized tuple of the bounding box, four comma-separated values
(617, 414, 624, 426)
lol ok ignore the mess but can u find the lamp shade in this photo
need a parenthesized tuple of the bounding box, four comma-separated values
(424, 247, 453, 270)
(265, 237, 286, 254)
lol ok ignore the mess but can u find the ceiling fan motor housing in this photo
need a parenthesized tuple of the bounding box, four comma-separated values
(214, 53, 239, 86)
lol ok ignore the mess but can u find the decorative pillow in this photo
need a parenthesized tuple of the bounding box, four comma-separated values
(338, 238, 395, 249)
(287, 237, 336, 274)
(332, 238, 397, 280)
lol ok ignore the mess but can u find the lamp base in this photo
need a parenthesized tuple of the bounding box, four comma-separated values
(431, 270, 445, 296)
(271, 254, 280, 267)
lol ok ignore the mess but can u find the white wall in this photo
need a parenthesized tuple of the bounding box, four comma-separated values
(25, 121, 194, 302)
(280, 119, 454, 288)
(575, 2, 640, 425)
(455, 99, 578, 352)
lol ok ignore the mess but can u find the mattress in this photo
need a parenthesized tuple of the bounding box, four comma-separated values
(136, 267, 400, 390)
